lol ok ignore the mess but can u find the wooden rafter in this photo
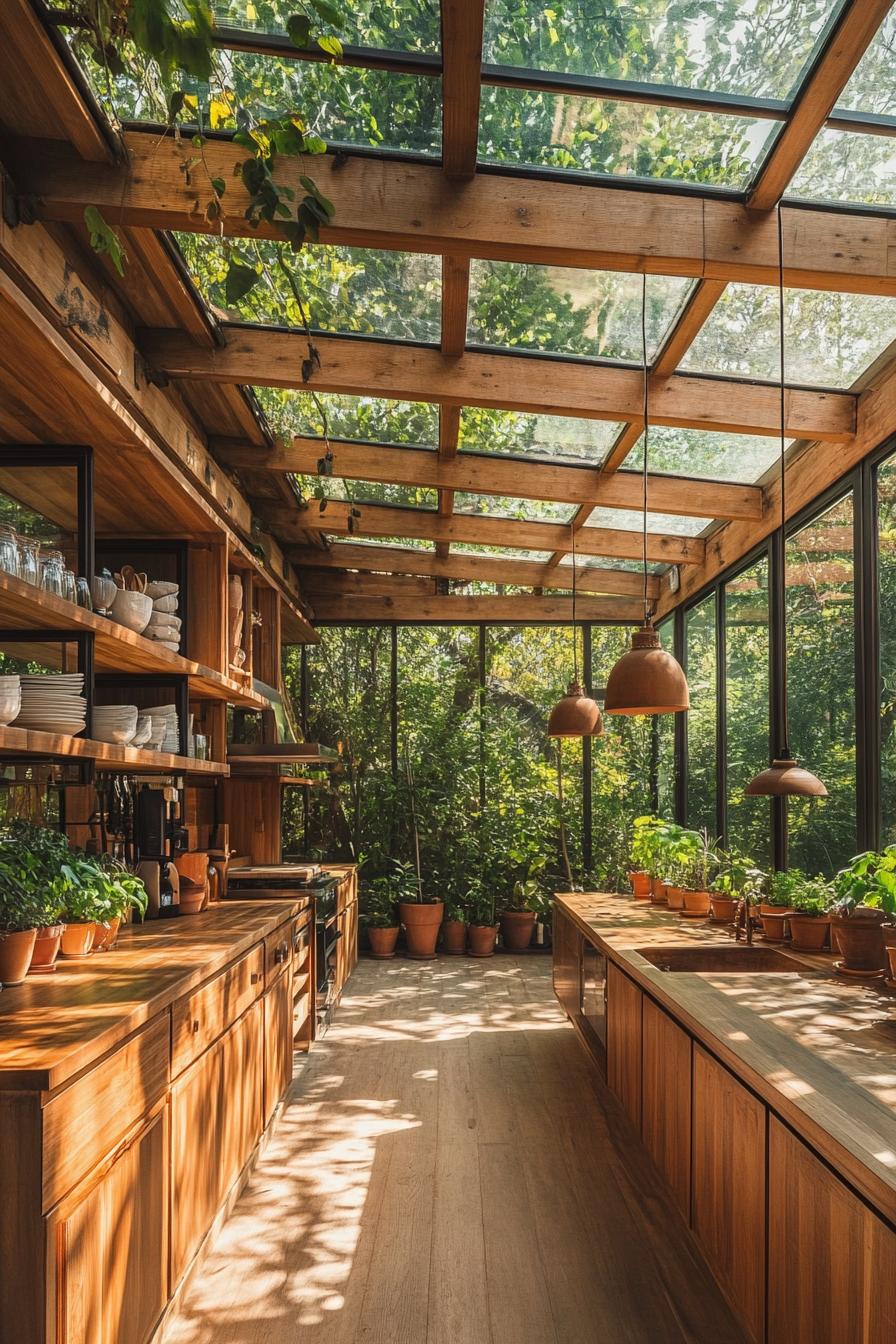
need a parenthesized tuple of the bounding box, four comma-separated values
(441, 0, 486, 179)
(213, 436, 764, 522)
(22, 133, 896, 298)
(308, 593, 644, 623)
(747, 0, 893, 211)
(143, 329, 855, 441)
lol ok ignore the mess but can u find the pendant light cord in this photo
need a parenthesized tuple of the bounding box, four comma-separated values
(777, 204, 790, 759)
(641, 272, 650, 624)
(571, 520, 579, 684)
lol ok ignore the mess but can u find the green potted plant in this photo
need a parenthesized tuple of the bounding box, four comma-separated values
(440, 888, 468, 956)
(398, 753, 445, 959)
(831, 849, 896, 974)
(710, 848, 750, 923)
(0, 868, 44, 986)
(0, 820, 69, 972)
(500, 862, 545, 952)
(629, 815, 661, 899)
(788, 874, 833, 952)
(758, 870, 799, 943)
(680, 830, 717, 918)
(59, 858, 107, 960)
(467, 881, 497, 958)
(361, 874, 403, 959)
(87, 856, 148, 950)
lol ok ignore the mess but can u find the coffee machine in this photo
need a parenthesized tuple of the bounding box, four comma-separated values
(135, 784, 187, 919)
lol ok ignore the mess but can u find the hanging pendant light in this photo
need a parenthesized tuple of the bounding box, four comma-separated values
(605, 274, 689, 716)
(746, 206, 826, 800)
(548, 522, 603, 737)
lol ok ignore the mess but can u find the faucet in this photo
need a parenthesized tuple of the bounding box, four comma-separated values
(734, 892, 754, 946)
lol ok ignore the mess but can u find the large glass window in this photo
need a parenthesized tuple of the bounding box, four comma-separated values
(878, 459, 896, 844)
(786, 494, 856, 873)
(655, 620, 677, 820)
(686, 594, 718, 837)
(725, 555, 772, 865)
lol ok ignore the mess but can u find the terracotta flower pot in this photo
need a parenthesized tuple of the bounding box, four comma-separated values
(666, 884, 684, 911)
(710, 894, 738, 923)
(178, 881, 206, 916)
(399, 901, 445, 959)
(0, 928, 37, 985)
(60, 921, 96, 959)
(760, 909, 793, 943)
(368, 925, 400, 959)
(886, 945, 896, 981)
(629, 870, 651, 900)
(832, 909, 887, 973)
(468, 924, 497, 957)
(650, 876, 667, 903)
(29, 923, 64, 974)
(441, 919, 467, 955)
(93, 915, 122, 951)
(500, 910, 537, 951)
(681, 889, 711, 917)
(789, 913, 831, 952)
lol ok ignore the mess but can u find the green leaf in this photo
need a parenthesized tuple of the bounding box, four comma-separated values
(309, 0, 345, 28)
(210, 177, 226, 196)
(303, 134, 328, 156)
(286, 14, 313, 47)
(224, 260, 260, 305)
(83, 206, 126, 276)
(299, 175, 335, 216)
(316, 33, 343, 58)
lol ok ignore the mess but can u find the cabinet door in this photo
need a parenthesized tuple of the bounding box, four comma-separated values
(170, 1041, 224, 1284)
(606, 962, 642, 1129)
(51, 1107, 168, 1344)
(641, 997, 691, 1218)
(552, 905, 582, 1021)
(263, 966, 295, 1126)
(768, 1117, 896, 1344)
(692, 1046, 766, 1344)
(220, 996, 265, 1196)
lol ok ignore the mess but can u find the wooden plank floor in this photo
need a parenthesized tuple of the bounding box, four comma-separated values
(165, 956, 748, 1344)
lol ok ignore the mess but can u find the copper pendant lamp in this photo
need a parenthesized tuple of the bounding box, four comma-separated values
(745, 207, 827, 800)
(604, 275, 689, 716)
(548, 523, 603, 737)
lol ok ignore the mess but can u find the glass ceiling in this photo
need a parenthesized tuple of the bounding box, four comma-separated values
(298, 477, 438, 509)
(255, 389, 439, 444)
(835, 8, 896, 114)
(453, 494, 577, 524)
(583, 507, 712, 538)
(467, 262, 692, 361)
(682, 284, 896, 388)
(458, 409, 622, 466)
(790, 130, 896, 208)
(211, 1, 441, 53)
(620, 427, 785, 484)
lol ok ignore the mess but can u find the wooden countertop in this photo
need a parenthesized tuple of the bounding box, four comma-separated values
(0, 901, 299, 1094)
(557, 892, 896, 1226)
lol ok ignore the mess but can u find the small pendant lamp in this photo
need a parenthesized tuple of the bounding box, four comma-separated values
(604, 274, 689, 716)
(745, 206, 827, 800)
(548, 522, 603, 737)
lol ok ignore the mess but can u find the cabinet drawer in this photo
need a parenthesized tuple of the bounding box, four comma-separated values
(265, 921, 294, 983)
(43, 1014, 169, 1213)
(172, 944, 265, 1076)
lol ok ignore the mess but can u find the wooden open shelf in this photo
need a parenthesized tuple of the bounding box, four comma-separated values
(0, 569, 269, 708)
(0, 723, 228, 775)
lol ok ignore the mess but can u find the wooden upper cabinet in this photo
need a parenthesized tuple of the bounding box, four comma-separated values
(552, 904, 582, 1022)
(692, 1046, 766, 1344)
(640, 997, 692, 1218)
(768, 1116, 896, 1344)
(606, 962, 642, 1129)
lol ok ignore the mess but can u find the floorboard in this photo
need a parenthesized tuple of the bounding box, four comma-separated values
(165, 956, 748, 1344)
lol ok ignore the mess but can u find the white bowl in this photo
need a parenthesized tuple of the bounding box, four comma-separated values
(111, 589, 153, 634)
(0, 694, 21, 726)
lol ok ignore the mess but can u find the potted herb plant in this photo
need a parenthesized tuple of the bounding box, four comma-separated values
(88, 856, 148, 950)
(500, 867, 544, 952)
(467, 881, 498, 958)
(0, 868, 43, 986)
(758, 870, 798, 943)
(629, 815, 661, 899)
(59, 859, 105, 960)
(361, 875, 402, 959)
(831, 849, 896, 974)
(0, 820, 69, 972)
(680, 831, 717, 918)
(788, 874, 833, 952)
(710, 848, 749, 923)
(398, 752, 445, 958)
(440, 890, 468, 956)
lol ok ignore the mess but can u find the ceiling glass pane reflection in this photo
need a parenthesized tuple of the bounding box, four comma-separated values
(458, 408, 622, 465)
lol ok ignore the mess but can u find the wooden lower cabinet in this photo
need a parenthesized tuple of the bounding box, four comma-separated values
(263, 965, 295, 1126)
(335, 899, 359, 999)
(170, 1036, 225, 1285)
(692, 1045, 766, 1344)
(640, 997, 691, 1218)
(48, 1107, 168, 1344)
(768, 1117, 896, 1344)
(606, 962, 643, 1129)
(552, 904, 582, 1022)
(220, 997, 265, 1195)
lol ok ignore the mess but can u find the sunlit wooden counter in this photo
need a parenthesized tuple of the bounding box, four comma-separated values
(554, 892, 896, 1344)
(0, 901, 303, 1344)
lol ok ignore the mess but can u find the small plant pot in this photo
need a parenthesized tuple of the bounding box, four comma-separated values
(92, 915, 122, 952)
(0, 928, 37, 985)
(832, 909, 887, 973)
(681, 889, 711, 917)
(441, 920, 467, 955)
(789, 913, 831, 952)
(399, 901, 445, 959)
(29, 923, 65, 974)
(368, 926, 400, 959)
(629, 870, 651, 900)
(60, 921, 96, 960)
(710, 894, 738, 924)
(760, 909, 793, 943)
(500, 910, 537, 952)
(886, 945, 896, 981)
(468, 924, 497, 957)
(666, 885, 684, 911)
(650, 876, 666, 903)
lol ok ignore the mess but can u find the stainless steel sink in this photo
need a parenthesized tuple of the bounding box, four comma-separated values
(636, 944, 803, 973)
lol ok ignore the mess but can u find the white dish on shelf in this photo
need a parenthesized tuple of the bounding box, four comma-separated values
(20, 721, 86, 736)
(146, 581, 179, 599)
(21, 673, 84, 684)
(92, 725, 137, 745)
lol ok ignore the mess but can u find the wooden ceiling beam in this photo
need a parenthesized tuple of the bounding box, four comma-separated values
(269, 499, 705, 564)
(143, 328, 855, 441)
(441, 0, 486, 179)
(309, 593, 644, 623)
(747, 0, 893, 211)
(288, 540, 660, 598)
(20, 132, 896, 297)
(214, 436, 764, 522)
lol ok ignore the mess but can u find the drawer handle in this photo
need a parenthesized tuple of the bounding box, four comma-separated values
(191, 1019, 200, 1034)
(251, 971, 262, 984)
(274, 944, 288, 965)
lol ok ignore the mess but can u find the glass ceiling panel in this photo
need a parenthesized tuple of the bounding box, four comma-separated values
(835, 8, 896, 114)
(254, 389, 439, 444)
(789, 129, 896, 208)
(451, 543, 554, 562)
(557, 556, 662, 574)
(682, 283, 896, 387)
(328, 535, 435, 551)
(295, 476, 437, 508)
(482, 0, 844, 101)
(467, 261, 691, 360)
(458, 409, 622, 465)
(454, 494, 577, 524)
(176, 235, 441, 342)
(583, 507, 711, 537)
(212, 1, 440, 53)
(621, 427, 784, 484)
(478, 88, 778, 188)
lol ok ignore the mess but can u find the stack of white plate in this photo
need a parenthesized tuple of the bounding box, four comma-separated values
(0, 675, 21, 727)
(14, 674, 87, 736)
(143, 703, 180, 754)
(92, 704, 139, 745)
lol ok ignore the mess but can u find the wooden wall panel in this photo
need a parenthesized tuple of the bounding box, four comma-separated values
(552, 906, 582, 1022)
(606, 962, 642, 1129)
(641, 997, 692, 1218)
